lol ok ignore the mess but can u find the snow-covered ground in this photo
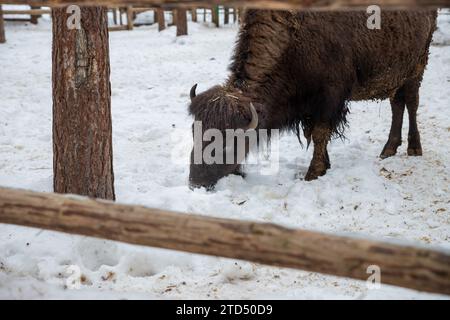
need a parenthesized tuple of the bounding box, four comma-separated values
(0, 9, 449, 299)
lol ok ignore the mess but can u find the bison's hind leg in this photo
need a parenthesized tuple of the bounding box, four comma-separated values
(305, 124, 332, 181)
(380, 87, 405, 159)
(404, 79, 423, 156)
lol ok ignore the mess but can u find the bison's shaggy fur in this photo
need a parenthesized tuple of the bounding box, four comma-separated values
(189, 10, 437, 188)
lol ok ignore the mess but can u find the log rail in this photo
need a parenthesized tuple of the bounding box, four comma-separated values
(2, 8, 51, 14)
(0, 187, 449, 295)
(1, 0, 450, 9)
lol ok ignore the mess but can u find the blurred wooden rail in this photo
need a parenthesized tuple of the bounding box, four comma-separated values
(0, 187, 450, 295)
(1, 0, 450, 9)
(2, 8, 50, 14)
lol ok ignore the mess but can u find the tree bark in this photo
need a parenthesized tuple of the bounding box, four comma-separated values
(1, 187, 450, 296)
(0, 5, 5, 43)
(52, 7, 115, 200)
(156, 8, 165, 31)
(176, 8, 187, 36)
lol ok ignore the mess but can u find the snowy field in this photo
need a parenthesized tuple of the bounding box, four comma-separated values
(0, 9, 449, 299)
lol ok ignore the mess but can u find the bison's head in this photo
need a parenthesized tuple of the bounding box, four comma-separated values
(188, 84, 258, 189)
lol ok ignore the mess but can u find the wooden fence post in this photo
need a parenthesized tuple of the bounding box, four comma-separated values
(176, 8, 187, 36)
(0, 5, 5, 43)
(224, 6, 229, 24)
(170, 9, 176, 26)
(212, 5, 219, 27)
(30, 6, 40, 24)
(156, 8, 165, 31)
(112, 7, 118, 25)
(126, 5, 134, 30)
(52, 7, 115, 200)
(191, 7, 197, 22)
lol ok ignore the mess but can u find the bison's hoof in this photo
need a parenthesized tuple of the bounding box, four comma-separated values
(380, 138, 402, 159)
(407, 138, 422, 156)
(304, 173, 318, 181)
(407, 147, 423, 156)
(380, 150, 396, 159)
(304, 168, 327, 181)
(380, 146, 399, 159)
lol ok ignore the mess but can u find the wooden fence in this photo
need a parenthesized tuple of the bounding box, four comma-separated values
(1, 0, 450, 41)
(1, 187, 449, 295)
(0, 5, 236, 37)
(2, 0, 450, 9)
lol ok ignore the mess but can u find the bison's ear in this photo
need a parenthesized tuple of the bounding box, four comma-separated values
(190, 84, 198, 102)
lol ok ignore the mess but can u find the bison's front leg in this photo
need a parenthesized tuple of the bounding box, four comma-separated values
(305, 124, 332, 181)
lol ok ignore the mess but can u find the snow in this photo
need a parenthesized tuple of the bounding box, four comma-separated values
(0, 9, 449, 299)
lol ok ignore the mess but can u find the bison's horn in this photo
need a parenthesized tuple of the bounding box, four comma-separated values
(190, 84, 198, 101)
(246, 103, 258, 130)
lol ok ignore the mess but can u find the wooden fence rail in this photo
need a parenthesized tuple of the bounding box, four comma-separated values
(0, 187, 449, 295)
(2, 0, 450, 9)
(3, 8, 51, 14)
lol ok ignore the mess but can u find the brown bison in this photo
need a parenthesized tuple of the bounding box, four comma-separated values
(188, 10, 437, 189)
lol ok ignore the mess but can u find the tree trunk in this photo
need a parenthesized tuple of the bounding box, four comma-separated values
(52, 7, 115, 200)
(176, 8, 187, 36)
(156, 8, 165, 31)
(0, 5, 5, 43)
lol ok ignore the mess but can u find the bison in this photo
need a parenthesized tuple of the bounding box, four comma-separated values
(188, 10, 437, 189)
